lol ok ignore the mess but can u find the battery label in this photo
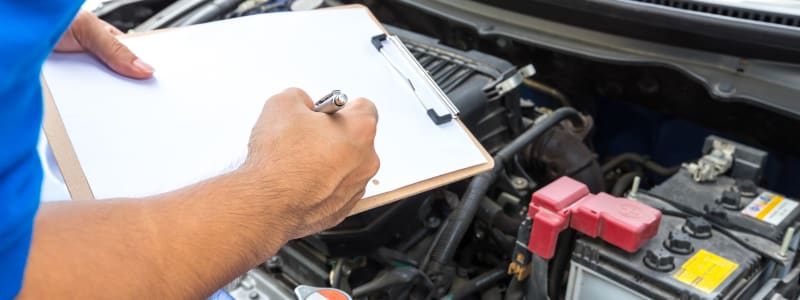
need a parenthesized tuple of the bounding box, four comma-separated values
(742, 192, 798, 226)
(673, 249, 738, 293)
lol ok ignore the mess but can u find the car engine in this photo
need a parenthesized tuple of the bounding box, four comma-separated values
(92, 0, 800, 299)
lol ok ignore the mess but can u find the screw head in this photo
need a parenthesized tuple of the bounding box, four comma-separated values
(643, 248, 675, 272)
(511, 177, 528, 190)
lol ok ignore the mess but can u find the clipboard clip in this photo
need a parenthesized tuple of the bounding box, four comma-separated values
(371, 34, 459, 125)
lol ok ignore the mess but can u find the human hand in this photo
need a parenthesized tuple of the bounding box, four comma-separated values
(241, 88, 380, 239)
(55, 10, 154, 79)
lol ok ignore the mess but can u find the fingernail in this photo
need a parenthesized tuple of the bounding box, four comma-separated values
(133, 58, 155, 73)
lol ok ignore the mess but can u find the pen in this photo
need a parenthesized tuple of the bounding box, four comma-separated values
(314, 90, 348, 114)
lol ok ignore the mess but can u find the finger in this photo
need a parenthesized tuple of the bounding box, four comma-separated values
(335, 97, 378, 145)
(338, 97, 378, 122)
(99, 19, 124, 36)
(73, 12, 153, 79)
(266, 88, 314, 112)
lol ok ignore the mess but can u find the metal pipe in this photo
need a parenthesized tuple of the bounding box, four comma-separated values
(522, 78, 571, 107)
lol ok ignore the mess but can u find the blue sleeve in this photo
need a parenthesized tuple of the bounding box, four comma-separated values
(0, 1, 82, 298)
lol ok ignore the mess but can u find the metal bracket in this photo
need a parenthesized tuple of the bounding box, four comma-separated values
(486, 64, 536, 99)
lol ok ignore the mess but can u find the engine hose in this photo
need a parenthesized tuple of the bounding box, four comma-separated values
(548, 230, 575, 300)
(446, 267, 509, 300)
(601, 152, 680, 176)
(527, 255, 549, 300)
(611, 171, 643, 196)
(503, 278, 524, 300)
(426, 107, 582, 275)
(479, 197, 523, 235)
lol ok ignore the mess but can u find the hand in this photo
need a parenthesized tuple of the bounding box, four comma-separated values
(241, 88, 380, 239)
(55, 10, 154, 79)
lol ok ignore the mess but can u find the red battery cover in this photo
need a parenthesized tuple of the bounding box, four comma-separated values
(527, 177, 661, 259)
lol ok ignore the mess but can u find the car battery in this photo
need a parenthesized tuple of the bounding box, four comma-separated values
(649, 136, 799, 243)
(566, 214, 763, 300)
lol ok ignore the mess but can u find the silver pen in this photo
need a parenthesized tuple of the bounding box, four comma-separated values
(314, 90, 348, 114)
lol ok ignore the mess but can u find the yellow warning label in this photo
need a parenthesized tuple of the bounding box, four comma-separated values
(672, 249, 738, 293)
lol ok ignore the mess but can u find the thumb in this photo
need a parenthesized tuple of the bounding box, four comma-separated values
(73, 12, 154, 79)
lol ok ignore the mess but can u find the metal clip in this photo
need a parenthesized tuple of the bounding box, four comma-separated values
(486, 64, 536, 99)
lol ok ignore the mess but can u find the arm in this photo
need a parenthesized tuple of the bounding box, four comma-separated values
(20, 88, 380, 298)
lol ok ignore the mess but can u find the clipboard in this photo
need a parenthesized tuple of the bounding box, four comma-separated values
(41, 5, 493, 215)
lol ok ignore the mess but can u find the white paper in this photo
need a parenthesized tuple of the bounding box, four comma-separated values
(42, 8, 487, 200)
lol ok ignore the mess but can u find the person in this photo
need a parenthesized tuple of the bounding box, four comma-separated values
(1, 4, 379, 299)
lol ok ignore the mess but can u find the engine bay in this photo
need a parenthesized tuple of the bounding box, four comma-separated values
(92, 1, 800, 299)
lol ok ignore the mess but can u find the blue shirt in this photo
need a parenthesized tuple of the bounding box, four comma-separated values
(1, 2, 83, 298)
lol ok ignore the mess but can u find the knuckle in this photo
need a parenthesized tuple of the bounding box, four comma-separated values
(283, 87, 310, 100)
(109, 39, 129, 55)
(72, 11, 98, 42)
(369, 156, 380, 175)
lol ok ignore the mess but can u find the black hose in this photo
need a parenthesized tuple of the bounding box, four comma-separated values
(548, 230, 574, 300)
(503, 278, 524, 300)
(428, 169, 499, 272)
(479, 197, 523, 235)
(448, 268, 509, 300)
(611, 171, 643, 196)
(427, 108, 582, 274)
(527, 255, 549, 300)
(601, 152, 680, 176)
(495, 108, 581, 164)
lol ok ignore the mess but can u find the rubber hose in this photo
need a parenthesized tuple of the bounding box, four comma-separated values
(449, 268, 509, 300)
(527, 255, 549, 300)
(611, 171, 643, 196)
(601, 153, 679, 176)
(428, 108, 582, 271)
(479, 197, 523, 235)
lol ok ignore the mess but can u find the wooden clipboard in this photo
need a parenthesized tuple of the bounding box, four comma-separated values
(41, 5, 493, 215)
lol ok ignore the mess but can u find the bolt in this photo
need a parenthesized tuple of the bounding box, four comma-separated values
(248, 291, 259, 299)
(511, 177, 528, 190)
(628, 176, 641, 198)
(342, 265, 352, 276)
(643, 248, 675, 272)
(496, 38, 509, 48)
(716, 82, 735, 95)
(664, 231, 694, 254)
(475, 230, 485, 239)
(427, 216, 441, 228)
(240, 278, 255, 290)
(779, 227, 795, 258)
(683, 217, 712, 239)
(266, 256, 282, 273)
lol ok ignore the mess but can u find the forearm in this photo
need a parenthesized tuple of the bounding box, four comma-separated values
(20, 170, 291, 299)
